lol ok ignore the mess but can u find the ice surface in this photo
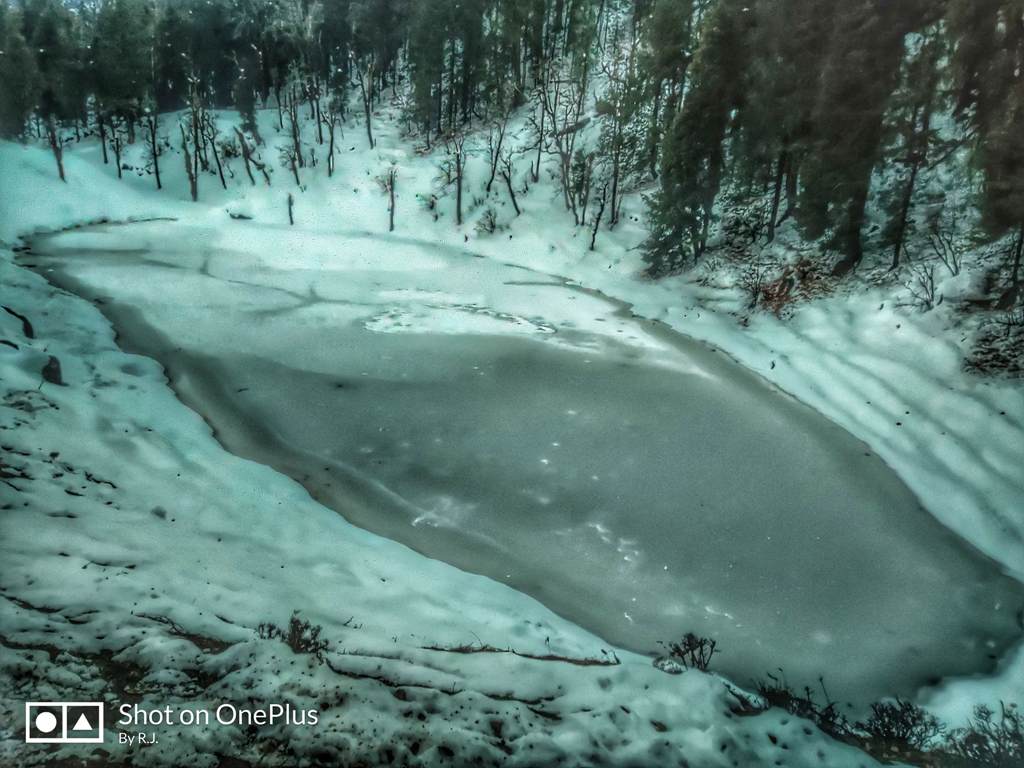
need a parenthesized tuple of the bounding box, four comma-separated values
(24, 220, 1024, 705)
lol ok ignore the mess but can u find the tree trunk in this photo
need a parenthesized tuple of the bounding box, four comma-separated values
(112, 123, 123, 179)
(832, 189, 868, 276)
(48, 120, 65, 182)
(287, 193, 294, 225)
(590, 185, 608, 251)
(890, 159, 920, 270)
(208, 125, 226, 190)
(358, 64, 375, 149)
(388, 171, 396, 232)
(149, 115, 162, 190)
(533, 103, 544, 182)
(235, 128, 256, 185)
(768, 149, 788, 242)
(486, 122, 505, 194)
(314, 90, 323, 145)
(609, 130, 622, 227)
(181, 125, 197, 201)
(455, 147, 463, 226)
(326, 118, 336, 177)
(98, 112, 109, 165)
(1012, 224, 1023, 286)
(502, 169, 520, 216)
(191, 110, 201, 181)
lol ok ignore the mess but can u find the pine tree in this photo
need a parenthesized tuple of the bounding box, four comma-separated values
(233, 51, 260, 137)
(153, 1, 191, 112)
(320, 0, 352, 86)
(879, 30, 945, 270)
(407, 0, 447, 138)
(638, 0, 701, 177)
(26, 0, 79, 179)
(949, 1, 1024, 296)
(0, 4, 40, 139)
(94, 0, 153, 126)
(797, 1, 933, 274)
(643, 0, 752, 276)
(596, 19, 645, 227)
(730, 0, 830, 241)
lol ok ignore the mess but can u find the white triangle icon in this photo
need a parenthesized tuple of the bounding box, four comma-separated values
(72, 713, 93, 731)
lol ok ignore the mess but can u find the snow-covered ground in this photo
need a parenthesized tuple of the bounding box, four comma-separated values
(1, 96, 1022, 764)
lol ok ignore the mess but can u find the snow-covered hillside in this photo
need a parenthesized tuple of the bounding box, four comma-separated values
(1, 95, 1022, 766)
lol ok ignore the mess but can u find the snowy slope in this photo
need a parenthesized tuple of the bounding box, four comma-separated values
(0, 92, 1021, 763)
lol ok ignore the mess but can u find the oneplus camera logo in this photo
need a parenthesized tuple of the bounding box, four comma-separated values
(25, 702, 105, 743)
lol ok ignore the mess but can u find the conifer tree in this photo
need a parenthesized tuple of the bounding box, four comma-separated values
(26, 0, 79, 179)
(880, 30, 944, 269)
(797, 1, 932, 274)
(731, 0, 830, 241)
(153, 1, 191, 111)
(0, 4, 40, 139)
(94, 0, 153, 132)
(638, 0, 701, 177)
(643, 0, 752, 276)
(946, 0, 1024, 298)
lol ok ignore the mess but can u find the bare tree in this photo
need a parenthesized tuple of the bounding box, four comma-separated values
(354, 56, 375, 149)
(534, 59, 591, 225)
(597, 27, 643, 228)
(927, 227, 963, 276)
(378, 166, 397, 231)
(234, 127, 269, 186)
(445, 132, 467, 226)
(307, 76, 323, 145)
(180, 124, 197, 201)
(144, 111, 161, 190)
(285, 83, 304, 169)
(905, 263, 942, 311)
(499, 150, 521, 216)
(46, 117, 66, 182)
(108, 116, 123, 179)
(202, 113, 227, 190)
(97, 110, 109, 165)
(590, 182, 609, 251)
(485, 114, 509, 195)
(280, 145, 301, 186)
(321, 96, 343, 177)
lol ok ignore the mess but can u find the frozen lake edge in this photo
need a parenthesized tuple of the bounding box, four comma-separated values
(20, 219, 1024, 707)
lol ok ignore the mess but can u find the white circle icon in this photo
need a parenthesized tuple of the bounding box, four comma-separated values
(34, 711, 58, 733)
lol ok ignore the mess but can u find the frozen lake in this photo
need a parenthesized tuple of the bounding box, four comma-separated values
(25, 221, 1024, 704)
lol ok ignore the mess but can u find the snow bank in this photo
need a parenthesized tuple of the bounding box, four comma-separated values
(1, 83, 1021, 759)
(0, 137, 881, 764)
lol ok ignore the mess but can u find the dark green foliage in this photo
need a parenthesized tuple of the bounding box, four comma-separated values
(641, 0, 997, 280)
(320, 0, 352, 85)
(944, 0, 1024, 293)
(878, 30, 946, 269)
(5, 0, 1021, 298)
(94, 0, 153, 121)
(25, 0, 80, 123)
(153, 2, 191, 111)
(233, 51, 260, 136)
(796, 2, 919, 271)
(954, 1, 1024, 236)
(644, 0, 752, 276)
(0, 5, 39, 138)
